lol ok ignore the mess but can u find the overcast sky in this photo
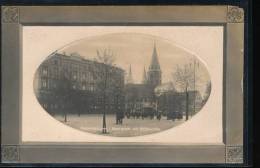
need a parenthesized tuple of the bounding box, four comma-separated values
(59, 33, 210, 95)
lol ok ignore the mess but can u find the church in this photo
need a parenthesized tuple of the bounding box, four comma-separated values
(124, 44, 203, 120)
(124, 44, 164, 118)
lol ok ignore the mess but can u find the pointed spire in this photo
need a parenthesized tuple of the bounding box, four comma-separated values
(147, 43, 162, 86)
(126, 64, 133, 84)
(142, 66, 147, 84)
(149, 42, 161, 71)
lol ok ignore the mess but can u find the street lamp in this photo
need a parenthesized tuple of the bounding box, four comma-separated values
(102, 67, 113, 134)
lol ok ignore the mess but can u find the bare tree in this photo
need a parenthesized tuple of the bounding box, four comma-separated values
(202, 81, 211, 106)
(95, 49, 116, 134)
(172, 64, 195, 120)
(54, 67, 73, 122)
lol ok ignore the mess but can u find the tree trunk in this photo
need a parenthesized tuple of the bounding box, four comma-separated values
(102, 111, 106, 133)
(102, 70, 107, 134)
(102, 90, 107, 133)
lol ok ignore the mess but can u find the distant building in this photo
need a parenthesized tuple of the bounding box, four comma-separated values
(155, 84, 203, 119)
(125, 44, 203, 119)
(177, 90, 203, 116)
(34, 52, 125, 115)
(125, 44, 162, 118)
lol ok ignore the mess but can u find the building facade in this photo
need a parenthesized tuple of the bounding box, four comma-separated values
(125, 44, 203, 119)
(34, 52, 125, 116)
(155, 85, 203, 119)
(125, 44, 162, 118)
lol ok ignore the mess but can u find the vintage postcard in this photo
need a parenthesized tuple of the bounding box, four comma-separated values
(22, 26, 223, 143)
(1, 5, 247, 164)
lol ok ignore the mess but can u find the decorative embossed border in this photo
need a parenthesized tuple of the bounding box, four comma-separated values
(226, 145, 243, 163)
(227, 6, 244, 23)
(1, 6, 19, 23)
(1, 5, 248, 165)
(1, 145, 19, 163)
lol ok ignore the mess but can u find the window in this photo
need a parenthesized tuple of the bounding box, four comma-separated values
(73, 72, 77, 80)
(90, 85, 94, 91)
(53, 68, 58, 78)
(43, 103, 48, 109)
(82, 73, 86, 80)
(42, 67, 48, 76)
(54, 60, 58, 65)
(89, 74, 93, 82)
(42, 80, 47, 88)
(82, 85, 86, 90)
(72, 84, 76, 89)
(93, 74, 97, 80)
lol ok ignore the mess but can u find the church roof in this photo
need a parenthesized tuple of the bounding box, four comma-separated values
(149, 43, 161, 71)
(154, 82, 177, 96)
(125, 83, 154, 99)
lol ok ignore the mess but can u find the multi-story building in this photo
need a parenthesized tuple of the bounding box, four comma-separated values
(34, 52, 125, 116)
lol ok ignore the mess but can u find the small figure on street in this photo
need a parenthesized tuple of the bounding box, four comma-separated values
(156, 112, 161, 120)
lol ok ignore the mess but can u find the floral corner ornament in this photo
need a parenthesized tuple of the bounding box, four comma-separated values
(1, 145, 19, 163)
(227, 6, 244, 23)
(2, 7, 19, 23)
(226, 146, 243, 164)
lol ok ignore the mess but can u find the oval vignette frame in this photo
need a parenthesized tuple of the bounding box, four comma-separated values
(33, 32, 212, 137)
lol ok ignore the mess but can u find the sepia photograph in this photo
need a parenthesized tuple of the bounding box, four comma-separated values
(22, 26, 224, 144)
(33, 33, 211, 137)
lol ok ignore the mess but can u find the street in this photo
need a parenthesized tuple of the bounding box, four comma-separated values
(54, 114, 185, 137)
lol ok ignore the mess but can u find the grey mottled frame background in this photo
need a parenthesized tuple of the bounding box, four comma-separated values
(1, 6, 244, 164)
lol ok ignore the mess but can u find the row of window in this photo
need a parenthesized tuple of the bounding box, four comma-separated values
(41, 66, 100, 82)
(41, 64, 123, 81)
(40, 79, 96, 91)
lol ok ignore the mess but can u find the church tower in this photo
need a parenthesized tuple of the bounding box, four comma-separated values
(147, 43, 162, 87)
(126, 64, 134, 84)
(142, 66, 147, 84)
